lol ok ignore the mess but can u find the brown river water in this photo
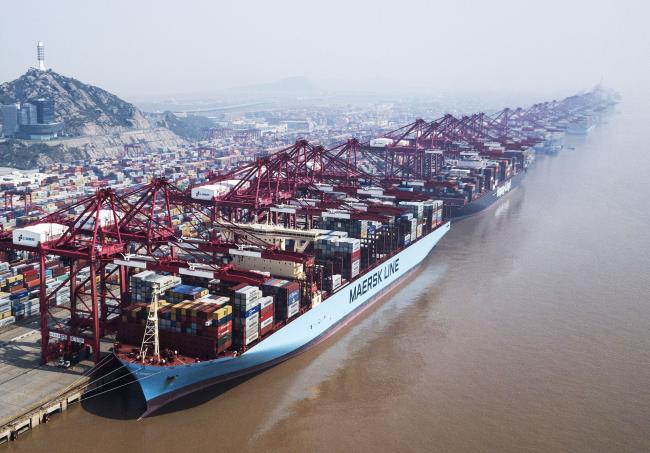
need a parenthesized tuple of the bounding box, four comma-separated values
(8, 95, 650, 453)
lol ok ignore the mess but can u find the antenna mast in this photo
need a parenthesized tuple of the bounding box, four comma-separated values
(139, 292, 160, 363)
(37, 41, 46, 71)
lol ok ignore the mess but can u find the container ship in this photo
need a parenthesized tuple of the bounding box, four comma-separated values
(364, 137, 533, 220)
(109, 165, 451, 415)
(360, 87, 618, 220)
(115, 216, 450, 415)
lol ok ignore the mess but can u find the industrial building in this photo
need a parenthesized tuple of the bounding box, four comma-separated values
(0, 98, 62, 140)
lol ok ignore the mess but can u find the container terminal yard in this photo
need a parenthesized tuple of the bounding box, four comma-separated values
(0, 87, 616, 441)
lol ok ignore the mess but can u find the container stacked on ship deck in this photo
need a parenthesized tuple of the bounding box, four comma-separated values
(201, 297, 234, 353)
(232, 285, 261, 347)
(261, 278, 300, 322)
(317, 213, 373, 239)
(130, 271, 181, 304)
(119, 276, 234, 358)
(397, 213, 417, 246)
(258, 295, 274, 337)
(314, 235, 361, 280)
(323, 273, 342, 292)
(158, 296, 233, 352)
(167, 284, 209, 304)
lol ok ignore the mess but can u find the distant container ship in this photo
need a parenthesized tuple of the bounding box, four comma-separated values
(565, 116, 596, 135)
(446, 170, 525, 219)
(385, 148, 532, 220)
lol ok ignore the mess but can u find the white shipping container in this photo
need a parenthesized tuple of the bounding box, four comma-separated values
(245, 330, 259, 345)
(191, 180, 244, 201)
(0, 316, 15, 327)
(351, 259, 361, 278)
(191, 184, 228, 200)
(259, 296, 274, 310)
(242, 312, 259, 329)
(288, 301, 300, 318)
(235, 285, 262, 299)
(13, 223, 68, 246)
(198, 296, 230, 306)
(369, 138, 393, 147)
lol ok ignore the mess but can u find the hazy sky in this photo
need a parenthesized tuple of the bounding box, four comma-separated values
(0, 0, 647, 100)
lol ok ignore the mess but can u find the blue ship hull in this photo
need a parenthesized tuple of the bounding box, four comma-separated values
(119, 222, 451, 417)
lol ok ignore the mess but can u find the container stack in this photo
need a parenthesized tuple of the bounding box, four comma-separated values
(258, 295, 274, 337)
(261, 279, 300, 322)
(324, 274, 342, 292)
(120, 297, 234, 357)
(315, 235, 361, 280)
(317, 213, 369, 239)
(121, 302, 152, 324)
(159, 298, 231, 338)
(192, 296, 232, 353)
(0, 292, 12, 321)
(338, 238, 361, 279)
(398, 213, 417, 246)
(167, 284, 209, 304)
(130, 271, 181, 304)
(398, 201, 424, 221)
(12, 296, 39, 319)
(233, 285, 262, 347)
(422, 200, 443, 230)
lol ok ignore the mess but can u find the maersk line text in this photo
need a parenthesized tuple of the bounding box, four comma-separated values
(349, 258, 400, 303)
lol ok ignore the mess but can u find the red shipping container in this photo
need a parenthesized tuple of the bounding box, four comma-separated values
(261, 305, 273, 318)
(53, 268, 66, 277)
(217, 340, 232, 354)
(218, 321, 232, 336)
(259, 316, 274, 336)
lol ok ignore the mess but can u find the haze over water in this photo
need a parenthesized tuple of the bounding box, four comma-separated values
(10, 97, 650, 452)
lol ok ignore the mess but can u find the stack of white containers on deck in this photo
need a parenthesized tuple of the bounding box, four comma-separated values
(130, 271, 181, 303)
(233, 285, 261, 347)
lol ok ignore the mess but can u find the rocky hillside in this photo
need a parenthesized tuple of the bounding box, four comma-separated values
(0, 69, 187, 169)
(0, 127, 184, 169)
(0, 68, 150, 136)
(158, 112, 215, 141)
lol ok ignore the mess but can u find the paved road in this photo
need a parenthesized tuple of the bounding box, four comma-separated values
(0, 320, 101, 426)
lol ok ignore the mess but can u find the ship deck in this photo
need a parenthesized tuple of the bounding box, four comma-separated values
(115, 222, 450, 368)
